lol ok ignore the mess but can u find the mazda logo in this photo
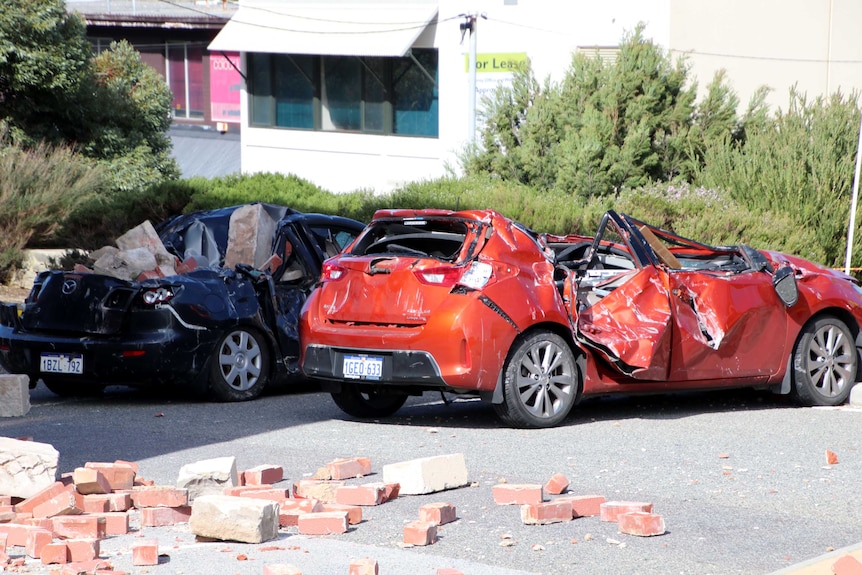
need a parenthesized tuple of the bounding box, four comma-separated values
(61, 279, 78, 295)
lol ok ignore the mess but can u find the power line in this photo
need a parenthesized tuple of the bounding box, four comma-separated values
(670, 48, 862, 65)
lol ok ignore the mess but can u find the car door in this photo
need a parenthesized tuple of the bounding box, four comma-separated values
(574, 212, 788, 382)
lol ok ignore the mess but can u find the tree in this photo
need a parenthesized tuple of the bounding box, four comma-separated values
(0, 0, 178, 190)
(0, 0, 93, 147)
(465, 24, 741, 198)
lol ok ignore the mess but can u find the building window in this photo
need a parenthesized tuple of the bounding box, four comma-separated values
(167, 43, 205, 119)
(248, 50, 438, 138)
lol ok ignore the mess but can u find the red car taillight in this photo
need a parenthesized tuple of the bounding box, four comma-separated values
(321, 262, 347, 282)
(414, 261, 494, 289)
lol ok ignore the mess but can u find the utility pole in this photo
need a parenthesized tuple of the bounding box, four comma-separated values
(461, 14, 479, 144)
(844, 112, 862, 274)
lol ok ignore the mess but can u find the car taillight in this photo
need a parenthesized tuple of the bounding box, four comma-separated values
(141, 287, 174, 305)
(415, 262, 494, 289)
(321, 262, 346, 282)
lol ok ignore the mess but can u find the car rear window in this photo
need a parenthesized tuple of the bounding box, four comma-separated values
(351, 219, 471, 262)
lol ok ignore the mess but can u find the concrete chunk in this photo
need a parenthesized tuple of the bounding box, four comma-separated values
(850, 383, 862, 407)
(115, 220, 174, 267)
(93, 247, 157, 280)
(0, 438, 58, 498)
(382, 454, 468, 495)
(190, 495, 279, 543)
(177, 456, 238, 502)
(224, 204, 277, 269)
(0, 374, 30, 417)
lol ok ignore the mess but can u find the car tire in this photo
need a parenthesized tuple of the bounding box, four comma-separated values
(331, 385, 408, 418)
(208, 328, 270, 402)
(494, 330, 579, 428)
(42, 378, 104, 397)
(791, 316, 857, 406)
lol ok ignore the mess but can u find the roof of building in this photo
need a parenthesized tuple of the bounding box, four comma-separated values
(68, 0, 237, 28)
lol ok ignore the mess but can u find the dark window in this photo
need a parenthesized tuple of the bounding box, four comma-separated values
(248, 50, 438, 138)
(168, 43, 204, 119)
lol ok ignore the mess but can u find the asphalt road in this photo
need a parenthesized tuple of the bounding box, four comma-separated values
(2, 380, 861, 575)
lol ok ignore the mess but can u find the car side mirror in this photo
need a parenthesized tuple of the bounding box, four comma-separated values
(773, 265, 798, 307)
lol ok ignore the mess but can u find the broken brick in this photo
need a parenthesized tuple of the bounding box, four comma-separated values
(297, 511, 349, 535)
(320, 503, 362, 525)
(131, 486, 188, 508)
(16, 482, 71, 515)
(52, 515, 106, 540)
(618, 512, 666, 536)
(0, 523, 43, 546)
(242, 465, 284, 486)
(437, 570, 465, 575)
(41, 542, 69, 565)
(403, 520, 437, 546)
(278, 499, 324, 527)
(84, 462, 137, 491)
(833, 554, 862, 575)
(140, 506, 192, 527)
(521, 501, 573, 525)
(600, 501, 654, 523)
(72, 468, 112, 495)
(24, 528, 53, 558)
(492, 484, 543, 506)
(66, 538, 100, 562)
(62, 559, 115, 575)
(292, 479, 344, 502)
(131, 540, 159, 566)
(826, 449, 839, 465)
(91, 513, 129, 535)
(335, 484, 387, 506)
(349, 557, 379, 575)
(544, 473, 570, 495)
(235, 487, 291, 502)
(557, 494, 606, 517)
(418, 502, 457, 526)
(81, 495, 110, 514)
(327, 457, 372, 480)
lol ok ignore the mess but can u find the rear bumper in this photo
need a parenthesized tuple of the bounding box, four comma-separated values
(0, 322, 220, 387)
(303, 345, 446, 387)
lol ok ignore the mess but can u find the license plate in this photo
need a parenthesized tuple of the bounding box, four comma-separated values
(342, 355, 383, 380)
(40, 353, 84, 375)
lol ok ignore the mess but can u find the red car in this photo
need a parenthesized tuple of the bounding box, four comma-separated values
(300, 209, 862, 427)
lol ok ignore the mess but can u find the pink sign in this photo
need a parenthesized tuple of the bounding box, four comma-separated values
(210, 52, 242, 123)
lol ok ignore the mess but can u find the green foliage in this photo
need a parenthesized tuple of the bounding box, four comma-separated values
(85, 41, 174, 161)
(0, 0, 93, 147)
(694, 88, 861, 267)
(465, 24, 721, 197)
(0, 131, 105, 277)
(57, 179, 200, 249)
(0, 3, 178, 196)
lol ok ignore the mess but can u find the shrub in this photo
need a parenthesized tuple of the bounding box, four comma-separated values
(0, 132, 105, 277)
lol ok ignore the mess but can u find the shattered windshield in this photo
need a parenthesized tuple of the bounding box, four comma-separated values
(350, 219, 476, 263)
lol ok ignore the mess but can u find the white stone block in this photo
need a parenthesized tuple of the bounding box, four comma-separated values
(0, 374, 30, 417)
(177, 456, 238, 502)
(224, 204, 277, 270)
(189, 494, 279, 543)
(0, 437, 58, 498)
(850, 383, 862, 407)
(382, 453, 469, 495)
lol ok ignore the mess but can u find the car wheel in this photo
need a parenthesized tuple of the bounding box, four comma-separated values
(42, 379, 104, 397)
(791, 316, 857, 406)
(494, 330, 579, 428)
(331, 385, 408, 418)
(208, 328, 270, 402)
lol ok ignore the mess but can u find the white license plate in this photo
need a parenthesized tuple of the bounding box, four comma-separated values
(40, 353, 84, 375)
(342, 355, 383, 380)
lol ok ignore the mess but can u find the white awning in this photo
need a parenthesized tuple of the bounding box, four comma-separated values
(208, 1, 438, 57)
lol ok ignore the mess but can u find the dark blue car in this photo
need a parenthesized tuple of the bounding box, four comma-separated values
(0, 204, 363, 401)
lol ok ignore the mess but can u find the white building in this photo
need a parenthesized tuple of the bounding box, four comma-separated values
(209, 0, 862, 193)
(209, 0, 669, 193)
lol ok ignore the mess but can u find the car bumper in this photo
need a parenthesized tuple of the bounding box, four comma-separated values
(0, 323, 220, 387)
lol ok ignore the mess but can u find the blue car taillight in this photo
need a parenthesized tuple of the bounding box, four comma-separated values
(140, 287, 175, 306)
